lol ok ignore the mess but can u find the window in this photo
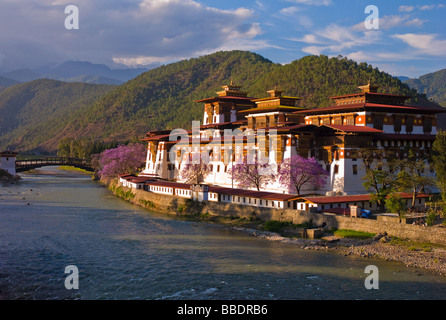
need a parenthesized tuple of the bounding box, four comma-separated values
(373, 115, 384, 130)
(423, 117, 432, 134)
(394, 116, 402, 133)
(406, 117, 414, 133)
(334, 165, 339, 174)
(345, 116, 354, 125)
(353, 164, 358, 175)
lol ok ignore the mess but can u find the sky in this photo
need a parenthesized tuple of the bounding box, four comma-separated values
(0, 0, 445, 78)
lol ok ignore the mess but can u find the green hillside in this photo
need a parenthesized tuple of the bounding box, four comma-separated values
(0, 51, 440, 153)
(404, 69, 446, 107)
(63, 51, 432, 141)
(0, 79, 115, 152)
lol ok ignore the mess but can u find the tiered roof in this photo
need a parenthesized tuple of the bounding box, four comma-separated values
(294, 80, 445, 116)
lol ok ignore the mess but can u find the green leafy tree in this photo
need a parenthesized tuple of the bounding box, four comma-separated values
(396, 149, 434, 208)
(356, 148, 396, 211)
(385, 193, 407, 222)
(432, 129, 446, 207)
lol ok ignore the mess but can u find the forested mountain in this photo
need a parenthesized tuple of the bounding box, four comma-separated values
(0, 51, 441, 153)
(404, 69, 446, 107)
(0, 76, 19, 93)
(2, 61, 150, 84)
(0, 79, 115, 152)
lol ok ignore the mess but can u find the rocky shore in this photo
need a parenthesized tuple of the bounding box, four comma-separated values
(0, 169, 20, 184)
(231, 227, 446, 277)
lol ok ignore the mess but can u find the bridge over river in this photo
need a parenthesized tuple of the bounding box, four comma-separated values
(15, 157, 93, 173)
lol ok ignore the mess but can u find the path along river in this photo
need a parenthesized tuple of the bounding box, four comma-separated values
(0, 167, 445, 300)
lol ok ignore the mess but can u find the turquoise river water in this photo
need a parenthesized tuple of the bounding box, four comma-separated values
(0, 167, 445, 300)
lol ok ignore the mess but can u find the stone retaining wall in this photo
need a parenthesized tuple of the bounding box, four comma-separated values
(113, 184, 446, 245)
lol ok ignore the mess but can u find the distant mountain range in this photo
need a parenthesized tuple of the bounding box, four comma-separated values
(0, 51, 444, 154)
(403, 69, 446, 108)
(0, 61, 152, 86)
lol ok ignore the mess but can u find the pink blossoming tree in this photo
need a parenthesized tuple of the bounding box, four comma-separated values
(180, 154, 211, 184)
(228, 154, 275, 191)
(278, 155, 328, 195)
(96, 143, 146, 181)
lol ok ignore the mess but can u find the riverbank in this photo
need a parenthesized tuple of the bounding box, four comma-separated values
(185, 213, 446, 276)
(0, 169, 20, 184)
(107, 180, 446, 277)
(228, 226, 446, 277)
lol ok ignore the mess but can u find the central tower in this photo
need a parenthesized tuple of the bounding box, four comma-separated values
(195, 81, 255, 125)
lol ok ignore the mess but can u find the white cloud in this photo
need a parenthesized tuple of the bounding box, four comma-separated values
(296, 24, 381, 56)
(352, 15, 425, 31)
(0, 0, 269, 69)
(280, 6, 300, 16)
(346, 50, 420, 63)
(288, 0, 332, 6)
(419, 4, 445, 11)
(398, 5, 415, 12)
(297, 15, 313, 28)
(393, 33, 446, 57)
(290, 34, 321, 44)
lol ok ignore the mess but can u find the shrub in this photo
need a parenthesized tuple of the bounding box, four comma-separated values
(333, 229, 376, 239)
(263, 220, 291, 232)
(426, 209, 438, 226)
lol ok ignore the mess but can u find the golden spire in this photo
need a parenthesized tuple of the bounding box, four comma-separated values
(358, 79, 379, 93)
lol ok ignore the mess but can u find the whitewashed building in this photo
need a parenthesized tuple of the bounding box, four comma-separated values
(139, 81, 444, 196)
(0, 151, 18, 176)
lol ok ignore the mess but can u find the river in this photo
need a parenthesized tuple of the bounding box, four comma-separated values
(0, 167, 445, 300)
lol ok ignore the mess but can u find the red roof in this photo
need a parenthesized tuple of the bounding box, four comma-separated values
(194, 96, 255, 103)
(141, 134, 172, 141)
(0, 151, 18, 157)
(146, 180, 191, 189)
(322, 207, 351, 215)
(303, 193, 430, 204)
(293, 103, 365, 114)
(208, 186, 300, 201)
(329, 92, 411, 100)
(324, 124, 383, 133)
(294, 102, 445, 116)
(377, 133, 436, 141)
(200, 121, 245, 129)
(304, 194, 372, 204)
(121, 175, 154, 183)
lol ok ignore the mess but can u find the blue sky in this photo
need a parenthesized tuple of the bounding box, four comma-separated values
(0, 0, 445, 78)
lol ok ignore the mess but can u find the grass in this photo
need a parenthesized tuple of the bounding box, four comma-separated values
(389, 237, 446, 252)
(263, 220, 292, 232)
(333, 229, 376, 239)
(58, 165, 94, 175)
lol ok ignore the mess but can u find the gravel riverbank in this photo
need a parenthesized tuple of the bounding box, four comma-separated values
(231, 227, 446, 277)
